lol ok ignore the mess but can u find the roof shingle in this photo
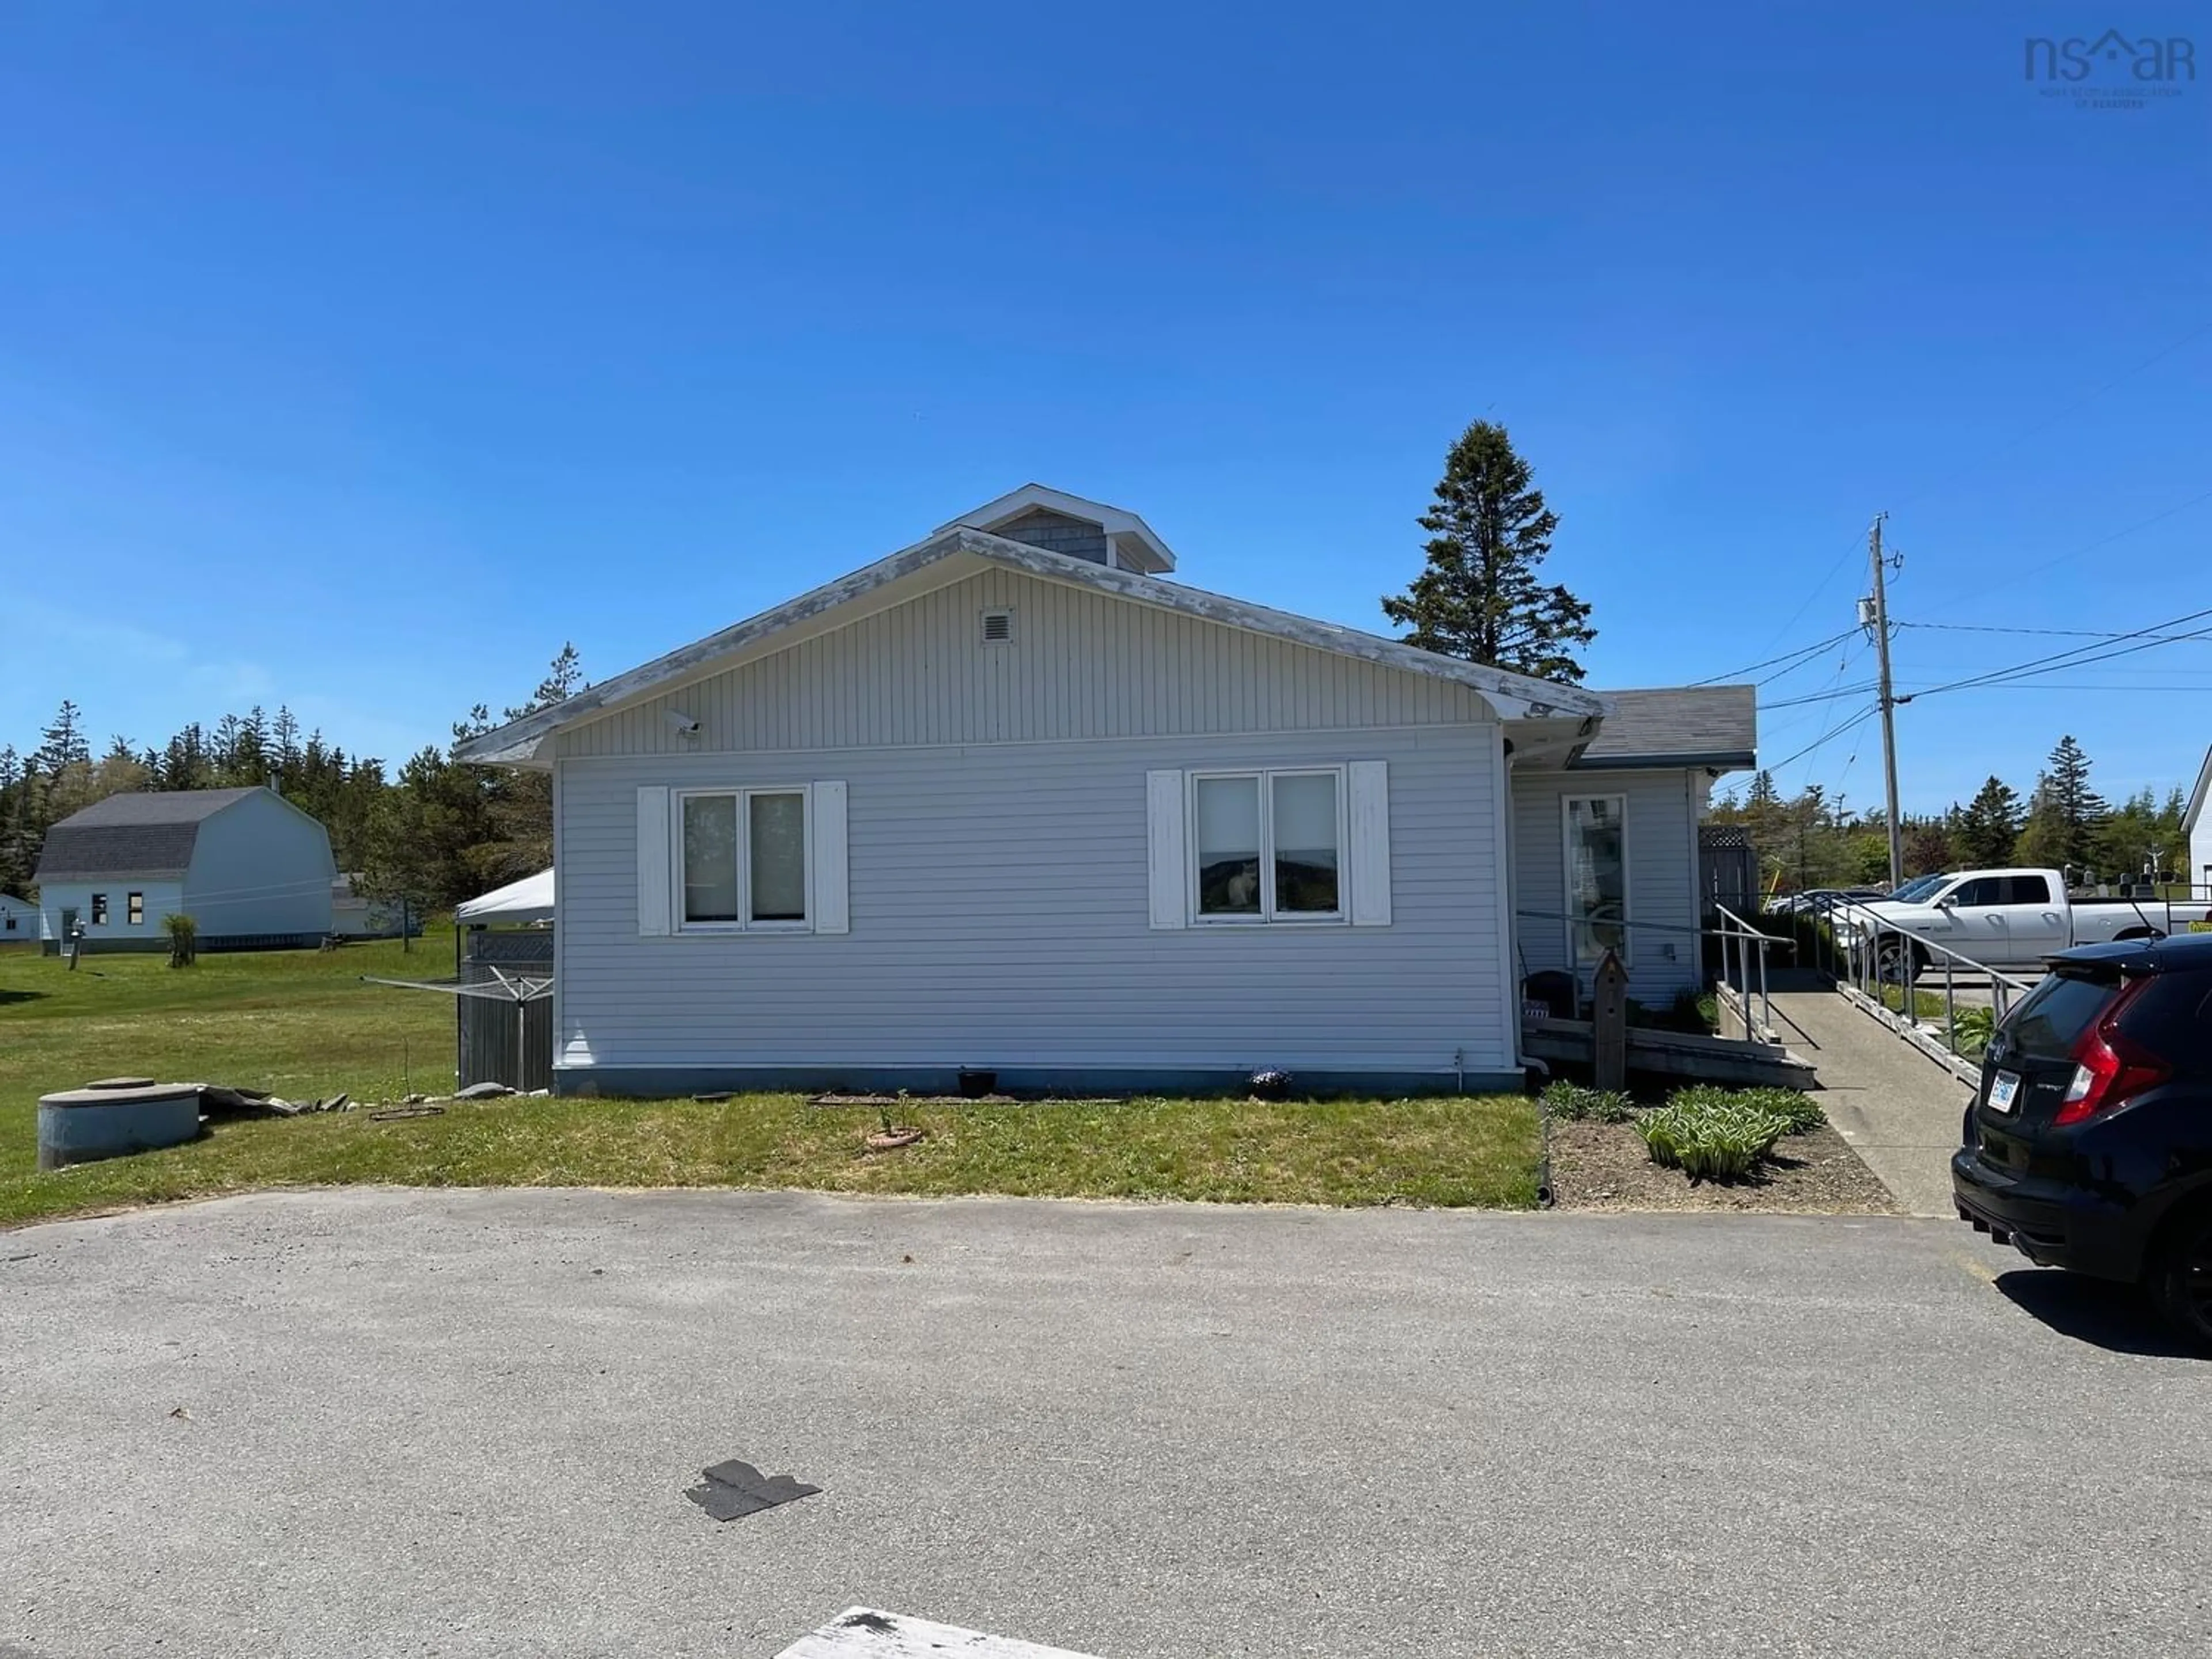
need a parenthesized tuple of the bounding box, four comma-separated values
(33, 788, 262, 881)
(1575, 687, 1758, 769)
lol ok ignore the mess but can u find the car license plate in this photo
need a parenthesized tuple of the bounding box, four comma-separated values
(1988, 1071, 2021, 1114)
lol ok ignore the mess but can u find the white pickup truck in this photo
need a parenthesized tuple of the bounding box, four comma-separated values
(1832, 868, 2212, 976)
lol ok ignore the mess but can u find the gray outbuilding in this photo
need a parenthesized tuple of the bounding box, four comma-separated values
(34, 786, 337, 952)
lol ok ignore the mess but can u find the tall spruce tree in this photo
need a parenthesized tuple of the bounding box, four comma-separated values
(2040, 734, 2108, 872)
(1956, 775, 2022, 868)
(1381, 421, 1596, 683)
(0, 745, 27, 896)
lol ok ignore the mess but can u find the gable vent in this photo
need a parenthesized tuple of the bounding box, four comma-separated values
(980, 608, 1014, 645)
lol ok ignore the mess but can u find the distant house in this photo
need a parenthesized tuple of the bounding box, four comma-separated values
(453, 486, 1760, 1097)
(0, 892, 35, 941)
(33, 787, 337, 953)
(330, 873, 414, 938)
(2187, 745, 2212, 897)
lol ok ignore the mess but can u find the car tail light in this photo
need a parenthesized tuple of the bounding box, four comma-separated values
(2054, 978, 2170, 1126)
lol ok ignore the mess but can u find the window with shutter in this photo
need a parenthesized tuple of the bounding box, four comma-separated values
(1145, 763, 1389, 927)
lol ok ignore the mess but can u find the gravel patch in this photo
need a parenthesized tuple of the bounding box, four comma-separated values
(1548, 1119, 1895, 1213)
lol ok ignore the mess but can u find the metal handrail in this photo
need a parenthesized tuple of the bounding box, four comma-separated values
(1812, 895, 2035, 1071)
(1513, 905, 1791, 1044)
(1713, 904, 1780, 1040)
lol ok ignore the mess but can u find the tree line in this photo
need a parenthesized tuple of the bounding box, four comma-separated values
(0, 645, 584, 914)
(1715, 733, 2196, 896)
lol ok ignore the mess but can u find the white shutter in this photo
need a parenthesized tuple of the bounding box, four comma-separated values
(1348, 760, 1392, 926)
(1146, 770, 1187, 930)
(636, 786, 672, 936)
(810, 781, 849, 935)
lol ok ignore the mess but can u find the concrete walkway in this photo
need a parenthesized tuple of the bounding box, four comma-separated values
(1773, 988, 1973, 1217)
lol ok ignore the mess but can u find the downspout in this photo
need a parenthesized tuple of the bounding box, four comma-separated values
(1498, 732, 1545, 1082)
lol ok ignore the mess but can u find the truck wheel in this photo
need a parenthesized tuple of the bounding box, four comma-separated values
(1876, 938, 1920, 986)
(2154, 1206, 2212, 1355)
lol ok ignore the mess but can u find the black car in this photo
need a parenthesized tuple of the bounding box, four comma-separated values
(1952, 933, 2212, 1349)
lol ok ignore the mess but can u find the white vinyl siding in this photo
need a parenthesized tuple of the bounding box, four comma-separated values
(1513, 767, 1702, 1003)
(556, 567, 1491, 758)
(554, 723, 1508, 1080)
(175, 790, 338, 938)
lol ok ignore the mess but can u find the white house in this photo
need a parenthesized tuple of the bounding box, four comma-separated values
(0, 892, 36, 941)
(330, 873, 419, 938)
(455, 486, 1756, 1096)
(2186, 744, 2212, 896)
(33, 787, 337, 952)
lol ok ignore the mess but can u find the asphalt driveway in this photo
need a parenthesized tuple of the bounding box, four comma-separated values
(2, 1191, 2207, 1658)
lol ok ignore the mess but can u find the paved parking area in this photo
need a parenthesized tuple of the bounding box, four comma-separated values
(3, 1190, 2209, 1658)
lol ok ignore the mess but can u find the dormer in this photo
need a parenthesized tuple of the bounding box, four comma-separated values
(938, 484, 1177, 575)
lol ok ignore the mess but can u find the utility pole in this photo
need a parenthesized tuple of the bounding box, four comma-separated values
(1867, 513, 1903, 889)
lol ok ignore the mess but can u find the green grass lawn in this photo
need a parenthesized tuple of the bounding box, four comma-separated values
(0, 933, 1539, 1226)
(1874, 983, 1949, 1021)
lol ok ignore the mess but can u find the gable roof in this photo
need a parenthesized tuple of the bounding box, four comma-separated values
(2185, 745, 2212, 836)
(33, 787, 264, 881)
(1570, 686, 1758, 770)
(455, 524, 1607, 765)
(938, 484, 1177, 574)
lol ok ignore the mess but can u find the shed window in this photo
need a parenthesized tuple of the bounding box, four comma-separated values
(677, 787, 809, 930)
(1191, 769, 1344, 923)
(1563, 794, 1629, 964)
(128, 892, 144, 926)
(90, 893, 109, 926)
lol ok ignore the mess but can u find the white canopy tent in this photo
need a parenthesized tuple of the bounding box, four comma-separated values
(455, 868, 554, 926)
(364, 867, 556, 1093)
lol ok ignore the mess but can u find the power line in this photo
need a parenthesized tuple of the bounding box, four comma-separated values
(1763, 680, 1879, 710)
(1743, 534, 1868, 660)
(1691, 627, 1858, 687)
(1897, 606, 2212, 702)
(2009, 484, 2212, 582)
(1897, 679, 2212, 694)
(1902, 633, 2212, 703)
(1895, 619, 2212, 642)
(1912, 484, 2212, 611)
(1890, 320, 2212, 516)
(1770, 703, 1880, 775)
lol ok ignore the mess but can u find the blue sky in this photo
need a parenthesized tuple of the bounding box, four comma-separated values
(2, 2, 2206, 816)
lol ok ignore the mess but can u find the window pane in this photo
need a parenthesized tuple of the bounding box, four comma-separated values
(1272, 772, 1340, 914)
(1565, 798, 1626, 962)
(749, 792, 807, 922)
(2007, 874, 2051, 905)
(1195, 776, 1262, 914)
(681, 795, 740, 923)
